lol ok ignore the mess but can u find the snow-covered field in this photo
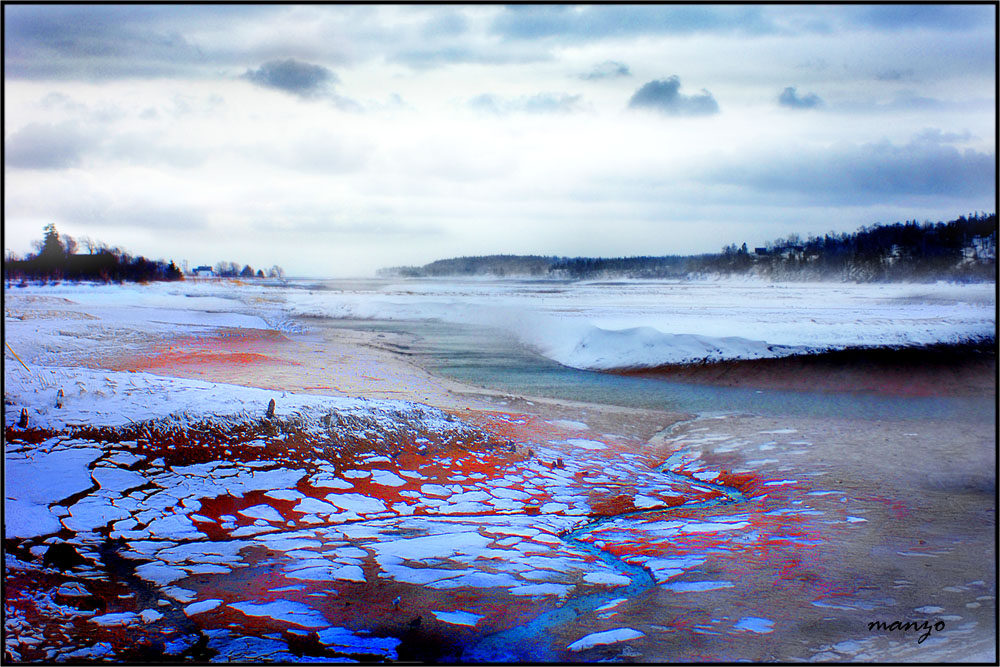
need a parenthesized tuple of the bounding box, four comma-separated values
(4, 277, 995, 662)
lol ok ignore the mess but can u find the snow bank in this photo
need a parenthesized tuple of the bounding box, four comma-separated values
(542, 327, 806, 370)
(274, 278, 995, 370)
(2, 363, 471, 439)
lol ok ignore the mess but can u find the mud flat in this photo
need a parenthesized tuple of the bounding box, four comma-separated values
(3, 287, 995, 663)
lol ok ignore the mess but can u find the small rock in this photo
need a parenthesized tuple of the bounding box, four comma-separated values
(266, 399, 276, 419)
(42, 543, 87, 571)
(56, 582, 91, 598)
(18, 408, 28, 428)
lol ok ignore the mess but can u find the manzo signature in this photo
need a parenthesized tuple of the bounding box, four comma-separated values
(868, 619, 945, 644)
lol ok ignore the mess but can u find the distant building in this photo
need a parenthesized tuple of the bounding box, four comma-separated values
(192, 265, 214, 277)
(754, 247, 769, 255)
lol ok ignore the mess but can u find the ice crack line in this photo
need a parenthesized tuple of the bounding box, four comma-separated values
(463, 447, 749, 662)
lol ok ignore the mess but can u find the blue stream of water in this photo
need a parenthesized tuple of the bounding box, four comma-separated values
(462, 460, 748, 661)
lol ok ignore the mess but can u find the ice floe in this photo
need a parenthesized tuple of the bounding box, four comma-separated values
(567, 628, 645, 651)
(432, 610, 484, 626)
(733, 616, 775, 633)
(229, 600, 329, 628)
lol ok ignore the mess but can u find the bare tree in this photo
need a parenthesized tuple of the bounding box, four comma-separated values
(85, 237, 100, 254)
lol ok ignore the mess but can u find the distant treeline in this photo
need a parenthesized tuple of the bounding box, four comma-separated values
(4, 224, 286, 284)
(207, 261, 285, 279)
(5, 224, 183, 283)
(379, 213, 997, 282)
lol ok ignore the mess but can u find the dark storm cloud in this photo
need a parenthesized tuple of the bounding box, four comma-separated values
(491, 5, 776, 41)
(580, 61, 631, 80)
(4, 122, 96, 169)
(468, 92, 583, 115)
(628, 77, 719, 116)
(778, 87, 823, 110)
(243, 59, 338, 98)
(708, 134, 995, 203)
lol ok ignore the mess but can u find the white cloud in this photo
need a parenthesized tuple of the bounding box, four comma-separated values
(3, 5, 995, 276)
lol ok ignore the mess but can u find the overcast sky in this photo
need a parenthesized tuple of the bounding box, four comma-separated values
(4, 4, 996, 277)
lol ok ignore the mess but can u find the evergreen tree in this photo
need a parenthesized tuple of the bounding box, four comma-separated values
(39, 223, 65, 260)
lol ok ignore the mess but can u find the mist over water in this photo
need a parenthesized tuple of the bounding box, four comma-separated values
(291, 278, 995, 423)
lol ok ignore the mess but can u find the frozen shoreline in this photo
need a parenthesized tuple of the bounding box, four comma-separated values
(5, 278, 994, 372)
(4, 279, 995, 663)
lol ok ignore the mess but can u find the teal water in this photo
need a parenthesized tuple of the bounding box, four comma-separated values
(317, 318, 994, 424)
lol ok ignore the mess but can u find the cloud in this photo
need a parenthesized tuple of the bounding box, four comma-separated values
(243, 131, 370, 174)
(913, 128, 973, 145)
(628, 77, 719, 116)
(468, 92, 584, 115)
(706, 134, 995, 203)
(850, 4, 991, 31)
(247, 217, 445, 238)
(420, 10, 469, 38)
(491, 5, 777, 41)
(109, 203, 210, 232)
(874, 68, 913, 82)
(836, 91, 994, 115)
(4, 122, 96, 169)
(3, 5, 272, 79)
(243, 58, 338, 98)
(778, 86, 822, 109)
(389, 43, 551, 69)
(580, 60, 631, 80)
